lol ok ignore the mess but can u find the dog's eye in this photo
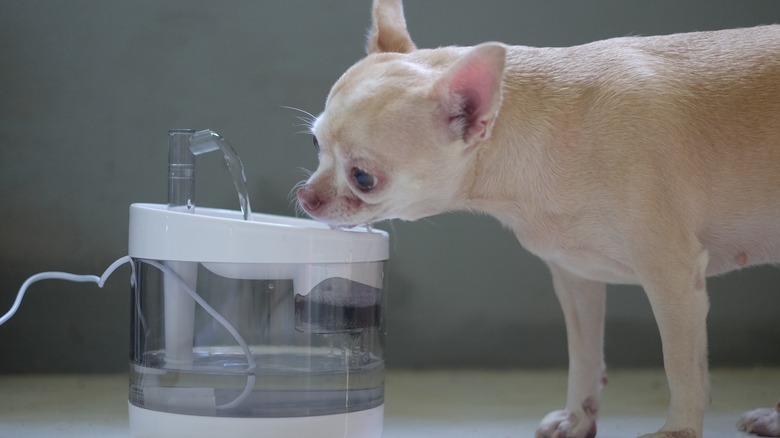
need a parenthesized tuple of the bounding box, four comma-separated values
(351, 167, 377, 192)
(312, 135, 320, 152)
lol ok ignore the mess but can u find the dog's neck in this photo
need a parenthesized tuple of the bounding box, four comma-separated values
(460, 47, 580, 225)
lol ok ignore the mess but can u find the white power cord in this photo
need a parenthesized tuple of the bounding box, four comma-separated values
(0, 256, 133, 325)
(1, 256, 256, 410)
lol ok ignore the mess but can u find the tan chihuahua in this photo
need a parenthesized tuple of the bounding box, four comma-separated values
(296, 1, 780, 437)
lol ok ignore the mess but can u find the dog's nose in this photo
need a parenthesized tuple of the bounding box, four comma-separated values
(297, 186, 322, 212)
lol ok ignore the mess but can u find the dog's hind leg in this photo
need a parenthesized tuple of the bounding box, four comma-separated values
(536, 262, 606, 438)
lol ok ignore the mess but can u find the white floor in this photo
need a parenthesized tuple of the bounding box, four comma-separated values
(0, 368, 776, 437)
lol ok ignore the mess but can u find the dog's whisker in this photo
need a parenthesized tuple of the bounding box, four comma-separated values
(282, 105, 317, 120)
(295, 167, 313, 179)
(288, 180, 311, 218)
(281, 105, 318, 132)
(292, 129, 313, 136)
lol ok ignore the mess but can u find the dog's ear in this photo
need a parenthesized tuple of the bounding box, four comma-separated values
(433, 43, 506, 146)
(367, 0, 417, 54)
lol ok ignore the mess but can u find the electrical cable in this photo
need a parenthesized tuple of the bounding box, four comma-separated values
(0, 256, 132, 325)
(0, 255, 256, 410)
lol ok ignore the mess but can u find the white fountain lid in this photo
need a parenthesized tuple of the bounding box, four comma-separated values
(128, 203, 389, 264)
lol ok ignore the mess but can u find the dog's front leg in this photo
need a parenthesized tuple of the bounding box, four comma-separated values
(637, 248, 710, 438)
(536, 262, 606, 438)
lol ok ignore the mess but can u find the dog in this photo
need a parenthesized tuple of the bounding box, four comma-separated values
(296, 1, 780, 436)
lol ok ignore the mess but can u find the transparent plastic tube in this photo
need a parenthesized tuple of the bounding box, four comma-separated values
(168, 129, 197, 213)
(165, 129, 198, 366)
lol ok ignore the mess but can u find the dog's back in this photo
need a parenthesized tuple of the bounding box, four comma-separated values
(496, 25, 780, 275)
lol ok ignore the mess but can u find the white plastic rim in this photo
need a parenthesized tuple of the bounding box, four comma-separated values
(128, 203, 389, 264)
(129, 403, 384, 438)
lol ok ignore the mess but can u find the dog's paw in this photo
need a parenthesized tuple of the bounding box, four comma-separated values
(737, 401, 780, 437)
(535, 409, 597, 438)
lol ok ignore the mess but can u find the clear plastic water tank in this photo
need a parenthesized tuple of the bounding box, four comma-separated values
(127, 203, 388, 438)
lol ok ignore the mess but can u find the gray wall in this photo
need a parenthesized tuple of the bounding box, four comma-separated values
(1, 0, 778, 373)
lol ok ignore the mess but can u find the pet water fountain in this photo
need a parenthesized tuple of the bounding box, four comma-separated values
(127, 129, 389, 437)
(0, 128, 389, 438)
